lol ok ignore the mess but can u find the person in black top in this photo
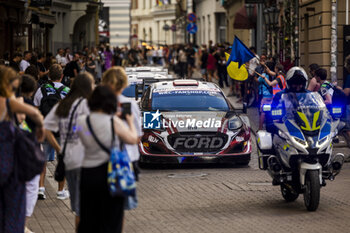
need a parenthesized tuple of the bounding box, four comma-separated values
(200, 45, 208, 80)
(64, 52, 81, 86)
(37, 53, 49, 85)
(9, 53, 22, 72)
(186, 44, 196, 78)
(19, 74, 38, 132)
(216, 48, 229, 88)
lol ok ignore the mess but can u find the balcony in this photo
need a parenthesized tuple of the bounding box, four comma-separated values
(151, 3, 176, 17)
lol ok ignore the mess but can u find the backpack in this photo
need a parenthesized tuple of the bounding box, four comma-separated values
(39, 84, 65, 116)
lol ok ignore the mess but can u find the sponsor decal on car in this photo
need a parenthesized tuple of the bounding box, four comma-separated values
(172, 137, 225, 149)
(143, 110, 222, 130)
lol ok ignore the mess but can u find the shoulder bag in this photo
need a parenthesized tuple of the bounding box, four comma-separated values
(6, 98, 45, 182)
(86, 116, 136, 197)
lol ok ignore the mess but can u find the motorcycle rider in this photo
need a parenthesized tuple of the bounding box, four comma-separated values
(267, 67, 309, 134)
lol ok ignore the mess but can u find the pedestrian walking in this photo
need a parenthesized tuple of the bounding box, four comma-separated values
(104, 46, 113, 70)
(102, 67, 143, 209)
(56, 48, 67, 68)
(33, 64, 70, 200)
(76, 85, 138, 233)
(216, 48, 229, 88)
(64, 52, 81, 87)
(200, 45, 208, 81)
(37, 53, 49, 85)
(20, 51, 32, 73)
(18, 74, 40, 233)
(178, 46, 187, 78)
(206, 48, 217, 82)
(0, 66, 44, 233)
(9, 53, 22, 73)
(44, 73, 94, 231)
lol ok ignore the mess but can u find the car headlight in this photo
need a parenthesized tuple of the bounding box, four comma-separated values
(228, 116, 243, 130)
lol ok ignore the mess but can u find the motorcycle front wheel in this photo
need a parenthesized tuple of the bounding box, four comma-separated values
(280, 184, 299, 202)
(303, 170, 320, 211)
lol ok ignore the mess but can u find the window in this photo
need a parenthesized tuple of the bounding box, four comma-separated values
(149, 28, 152, 43)
(132, 0, 138, 9)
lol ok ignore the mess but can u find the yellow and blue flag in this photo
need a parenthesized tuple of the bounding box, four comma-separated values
(225, 52, 249, 81)
(226, 36, 255, 81)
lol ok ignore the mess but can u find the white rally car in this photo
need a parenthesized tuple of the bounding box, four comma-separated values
(139, 79, 252, 165)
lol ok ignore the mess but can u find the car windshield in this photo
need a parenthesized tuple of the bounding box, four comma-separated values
(151, 90, 229, 111)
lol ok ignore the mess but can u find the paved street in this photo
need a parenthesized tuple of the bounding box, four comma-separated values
(27, 85, 350, 233)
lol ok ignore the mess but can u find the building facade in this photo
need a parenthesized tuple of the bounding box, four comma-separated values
(130, 0, 179, 47)
(222, 0, 252, 48)
(194, 0, 227, 45)
(103, 0, 131, 48)
(51, 0, 99, 53)
(299, 0, 348, 82)
(0, 0, 99, 58)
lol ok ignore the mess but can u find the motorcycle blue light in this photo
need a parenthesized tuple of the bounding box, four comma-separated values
(332, 107, 342, 115)
(262, 104, 271, 112)
(271, 109, 282, 116)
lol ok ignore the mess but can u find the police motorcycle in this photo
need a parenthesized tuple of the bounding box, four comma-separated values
(256, 67, 344, 211)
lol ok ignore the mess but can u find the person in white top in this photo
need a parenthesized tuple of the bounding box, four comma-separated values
(44, 73, 94, 231)
(55, 48, 67, 67)
(76, 85, 138, 233)
(247, 47, 260, 76)
(101, 66, 143, 177)
(65, 48, 73, 63)
(33, 64, 71, 201)
(20, 51, 32, 72)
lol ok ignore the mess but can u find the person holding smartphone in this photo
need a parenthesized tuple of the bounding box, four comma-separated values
(101, 66, 143, 209)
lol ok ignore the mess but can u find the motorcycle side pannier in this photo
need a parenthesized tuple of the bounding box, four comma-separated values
(256, 130, 273, 170)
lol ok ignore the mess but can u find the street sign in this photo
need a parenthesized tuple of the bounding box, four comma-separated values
(186, 23, 197, 34)
(171, 24, 177, 32)
(163, 24, 170, 31)
(188, 13, 196, 22)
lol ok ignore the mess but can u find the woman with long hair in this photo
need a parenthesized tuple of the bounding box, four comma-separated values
(44, 72, 95, 231)
(76, 85, 138, 233)
(0, 66, 44, 233)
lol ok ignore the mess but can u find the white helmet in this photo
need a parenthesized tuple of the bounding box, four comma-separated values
(285, 66, 308, 90)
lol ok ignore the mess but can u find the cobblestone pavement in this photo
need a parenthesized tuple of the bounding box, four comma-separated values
(28, 75, 350, 233)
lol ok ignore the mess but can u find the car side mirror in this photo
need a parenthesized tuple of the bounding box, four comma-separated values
(135, 84, 143, 101)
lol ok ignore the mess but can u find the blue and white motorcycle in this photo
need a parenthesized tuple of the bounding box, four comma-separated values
(256, 92, 344, 211)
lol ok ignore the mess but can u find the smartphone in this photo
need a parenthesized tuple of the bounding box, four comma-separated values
(121, 103, 131, 119)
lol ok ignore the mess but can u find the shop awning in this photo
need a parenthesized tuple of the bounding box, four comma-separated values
(233, 5, 257, 29)
(31, 11, 56, 25)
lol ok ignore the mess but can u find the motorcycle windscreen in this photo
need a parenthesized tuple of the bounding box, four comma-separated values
(279, 92, 331, 139)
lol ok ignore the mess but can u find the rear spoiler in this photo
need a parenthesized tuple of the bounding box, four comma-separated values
(135, 78, 175, 101)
